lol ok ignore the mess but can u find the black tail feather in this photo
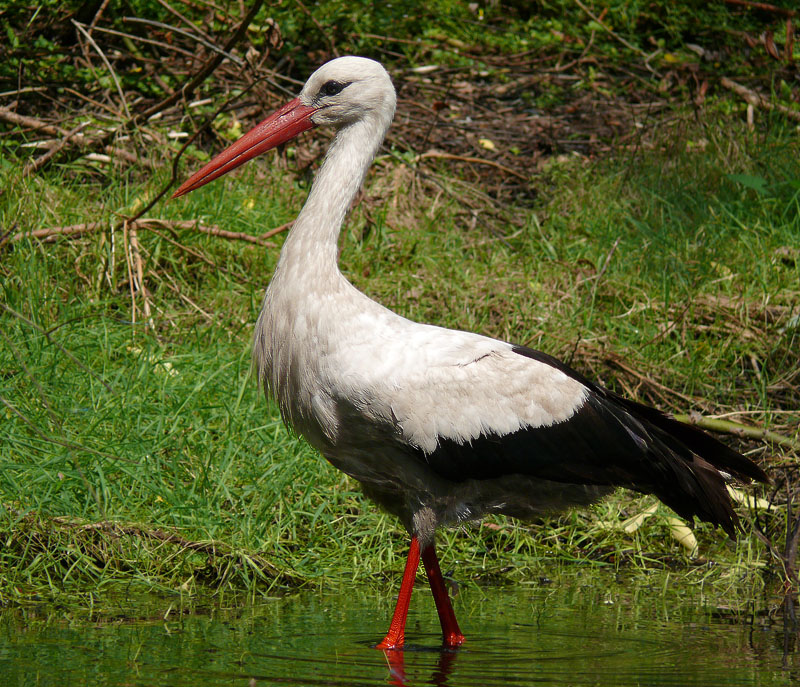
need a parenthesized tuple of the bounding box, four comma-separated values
(591, 395, 750, 538)
(610, 393, 769, 484)
(508, 344, 769, 536)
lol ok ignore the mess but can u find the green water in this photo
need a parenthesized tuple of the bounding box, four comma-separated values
(1, 575, 796, 686)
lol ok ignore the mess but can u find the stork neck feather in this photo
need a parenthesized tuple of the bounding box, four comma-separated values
(277, 116, 387, 276)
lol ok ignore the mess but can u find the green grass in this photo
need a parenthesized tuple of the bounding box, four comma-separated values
(1, 104, 797, 607)
(4, 0, 797, 112)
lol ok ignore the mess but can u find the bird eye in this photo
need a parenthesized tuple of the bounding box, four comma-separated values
(320, 80, 347, 97)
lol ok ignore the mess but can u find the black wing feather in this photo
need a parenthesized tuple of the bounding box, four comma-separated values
(420, 344, 767, 536)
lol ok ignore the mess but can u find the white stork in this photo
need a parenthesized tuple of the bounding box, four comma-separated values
(173, 56, 767, 649)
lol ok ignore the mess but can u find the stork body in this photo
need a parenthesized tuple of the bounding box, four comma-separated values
(174, 56, 767, 650)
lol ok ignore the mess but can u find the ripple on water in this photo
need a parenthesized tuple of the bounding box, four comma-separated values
(0, 579, 795, 686)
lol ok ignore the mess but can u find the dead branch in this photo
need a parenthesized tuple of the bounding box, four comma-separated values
(720, 77, 800, 121)
(19, 0, 266, 174)
(0, 106, 75, 138)
(135, 0, 266, 121)
(7, 218, 276, 247)
(73, 20, 131, 118)
(0, 106, 144, 168)
(122, 221, 138, 327)
(153, 0, 215, 42)
(418, 150, 530, 182)
(127, 220, 153, 327)
(144, 219, 277, 246)
(260, 221, 293, 240)
(22, 122, 89, 177)
(6, 223, 101, 243)
(123, 17, 244, 65)
(88, 24, 197, 59)
(87, 0, 111, 34)
(675, 411, 800, 451)
(723, 0, 796, 17)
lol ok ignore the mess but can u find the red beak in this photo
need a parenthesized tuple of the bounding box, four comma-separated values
(172, 98, 317, 199)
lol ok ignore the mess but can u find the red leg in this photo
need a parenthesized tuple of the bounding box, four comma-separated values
(376, 535, 421, 650)
(421, 543, 465, 647)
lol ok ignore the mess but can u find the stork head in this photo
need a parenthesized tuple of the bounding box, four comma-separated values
(172, 56, 395, 198)
(300, 56, 395, 129)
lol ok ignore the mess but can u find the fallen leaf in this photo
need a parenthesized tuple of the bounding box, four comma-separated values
(667, 517, 698, 556)
(764, 31, 780, 60)
(621, 502, 659, 533)
(727, 485, 771, 510)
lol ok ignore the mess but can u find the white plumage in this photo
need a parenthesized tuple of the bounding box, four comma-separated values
(173, 56, 766, 650)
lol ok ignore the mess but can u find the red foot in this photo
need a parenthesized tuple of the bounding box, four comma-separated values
(375, 636, 403, 650)
(442, 631, 466, 648)
(375, 535, 467, 650)
(421, 543, 465, 647)
(375, 536, 421, 650)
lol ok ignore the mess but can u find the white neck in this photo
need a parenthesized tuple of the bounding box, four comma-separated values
(254, 110, 391, 426)
(275, 115, 387, 280)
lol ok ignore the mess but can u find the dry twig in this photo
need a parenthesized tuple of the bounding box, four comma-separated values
(675, 412, 800, 451)
(721, 77, 800, 121)
(418, 150, 530, 182)
(15, 0, 266, 174)
(0, 106, 142, 168)
(260, 221, 293, 240)
(126, 220, 153, 327)
(124, 17, 243, 65)
(723, 0, 796, 18)
(22, 122, 89, 177)
(72, 20, 131, 118)
(8, 219, 275, 247)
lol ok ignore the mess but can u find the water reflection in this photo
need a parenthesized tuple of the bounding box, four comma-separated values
(782, 594, 799, 670)
(383, 645, 460, 686)
(1, 574, 798, 686)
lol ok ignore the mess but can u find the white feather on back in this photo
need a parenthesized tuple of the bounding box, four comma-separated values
(322, 312, 587, 453)
(258, 268, 587, 457)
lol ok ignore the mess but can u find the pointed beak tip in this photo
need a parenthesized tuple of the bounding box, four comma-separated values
(168, 98, 317, 199)
(172, 177, 201, 199)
